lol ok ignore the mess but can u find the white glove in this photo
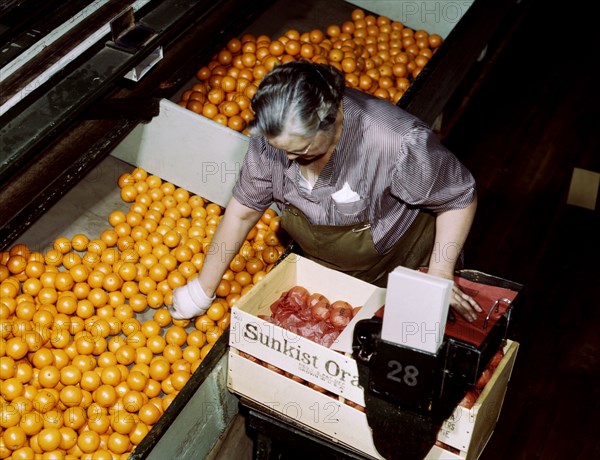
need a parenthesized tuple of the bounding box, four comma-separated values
(170, 277, 215, 320)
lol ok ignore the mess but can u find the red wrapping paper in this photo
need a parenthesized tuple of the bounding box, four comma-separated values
(444, 276, 519, 346)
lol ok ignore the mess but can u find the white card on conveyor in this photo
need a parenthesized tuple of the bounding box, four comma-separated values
(381, 266, 453, 354)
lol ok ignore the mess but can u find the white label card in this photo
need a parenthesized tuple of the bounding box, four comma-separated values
(381, 266, 453, 354)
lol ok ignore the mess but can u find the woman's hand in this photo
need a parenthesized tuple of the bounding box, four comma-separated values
(427, 267, 482, 323)
(450, 284, 481, 322)
(168, 197, 264, 319)
(169, 277, 215, 320)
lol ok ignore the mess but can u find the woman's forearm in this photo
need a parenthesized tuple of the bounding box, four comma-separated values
(428, 195, 478, 278)
(198, 197, 263, 296)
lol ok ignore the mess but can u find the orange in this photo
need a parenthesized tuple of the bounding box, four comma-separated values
(44, 408, 64, 428)
(77, 430, 101, 454)
(12, 446, 36, 460)
(62, 406, 86, 430)
(162, 344, 182, 364)
(110, 411, 136, 436)
(108, 210, 127, 227)
(80, 371, 101, 392)
(0, 402, 20, 429)
(38, 366, 60, 389)
(234, 271, 252, 287)
(60, 385, 82, 407)
(69, 263, 90, 283)
(206, 302, 226, 322)
(51, 350, 70, 371)
(194, 315, 214, 333)
(170, 370, 191, 391)
(119, 317, 139, 337)
(19, 411, 44, 435)
(165, 326, 187, 347)
(229, 254, 246, 272)
(97, 351, 117, 368)
(74, 335, 95, 356)
(200, 343, 214, 359)
(121, 390, 144, 414)
(100, 366, 122, 386)
(206, 327, 223, 344)
(201, 103, 218, 119)
(37, 427, 62, 452)
(71, 355, 95, 373)
(149, 359, 170, 381)
(3, 425, 27, 450)
(217, 312, 231, 330)
(11, 396, 32, 416)
(167, 271, 186, 290)
(87, 413, 110, 435)
(33, 388, 59, 414)
(7, 255, 27, 274)
(118, 172, 135, 188)
(143, 379, 162, 399)
(59, 365, 82, 386)
(126, 331, 147, 349)
(14, 299, 36, 319)
(0, 280, 19, 298)
(25, 260, 45, 279)
(261, 246, 280, 264)
(0, 356, 16, 379)
(177, 261, 196, 280)
(129, 421, 149, 445)
(49, 328, 70, 349)
(215, 279, 231, 297)
(112, 305, 132, 324)
(9, 244, 30, 259)
(94, 385, 117, 408)
(126, 372, 148, 392)
(58, 426, 78, 451)
(131, 167, 147, 181)
(244, 257, 264, 275)
(138, 402, 162, 426)
(115, 345, 136, 366)
(146, 335, 166, 355)
(108, 432, 131, 454)
(53, 271, 74, 292)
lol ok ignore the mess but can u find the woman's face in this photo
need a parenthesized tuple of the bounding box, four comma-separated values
(268, 104, 344, 164)
(268, 129, 334, 163)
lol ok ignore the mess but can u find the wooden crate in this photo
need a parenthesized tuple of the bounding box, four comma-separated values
(227, 253, 519, 459)
(228, 253, 387, 406)
(438, 340, 519, 458)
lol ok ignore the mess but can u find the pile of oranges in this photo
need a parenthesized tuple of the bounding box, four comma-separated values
(178, 8, 442, 133)
(0, 166, 285, 458)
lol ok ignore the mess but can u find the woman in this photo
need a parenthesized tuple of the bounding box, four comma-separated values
(171, 60, 481, 322)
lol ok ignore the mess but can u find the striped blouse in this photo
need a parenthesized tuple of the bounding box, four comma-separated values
(232, 87, 476, 254)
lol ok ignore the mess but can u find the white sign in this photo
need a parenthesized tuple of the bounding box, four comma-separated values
(381, 266, 452, 354)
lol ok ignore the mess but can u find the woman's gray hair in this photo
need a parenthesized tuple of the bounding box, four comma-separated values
(248, 60, 345, 139)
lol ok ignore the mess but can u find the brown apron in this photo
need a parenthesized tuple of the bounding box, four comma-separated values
(281, 204, 436, 288)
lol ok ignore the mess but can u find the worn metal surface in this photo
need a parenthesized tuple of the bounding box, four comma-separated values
(0, 0, 274, 250)
(0, 0, 212, 183)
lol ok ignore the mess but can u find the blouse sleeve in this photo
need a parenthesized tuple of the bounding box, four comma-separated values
(391, 125, 476, 212)
(232, 137, 275, 212)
